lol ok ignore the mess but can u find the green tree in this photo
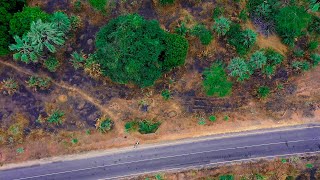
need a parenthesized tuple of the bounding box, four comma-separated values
(50, 11, 71, 33)
(94, 14, 188, 87)
(203, 63, 233, 97)
(248, 50, 267, 72)
(213, 16, 231, 36)
(275, 6, 311, 46)
(228, 57, 251, 81)
(9, 7, 49, 37)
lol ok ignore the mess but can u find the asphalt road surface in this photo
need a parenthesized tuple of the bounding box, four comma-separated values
(1, 125, 320, 180)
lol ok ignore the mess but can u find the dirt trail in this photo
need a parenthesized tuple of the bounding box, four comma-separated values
(0, 59, 119, 124)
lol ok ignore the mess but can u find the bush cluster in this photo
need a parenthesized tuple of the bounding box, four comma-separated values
(27, 76, 52, 90)
(159, 0, 175, 5)
(125, 119, 161, 134)
(96, 117, 114, 133)
(94, 14, 188, 87)
(190, 24, 213, 45)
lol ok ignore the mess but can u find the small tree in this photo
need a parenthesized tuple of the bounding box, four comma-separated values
(9, 36, 38, 63)
(203, 63, 232, 97)
(248, 50, 267, 72)
(227, 57, 251, 82)
(212, 17, 231, 36)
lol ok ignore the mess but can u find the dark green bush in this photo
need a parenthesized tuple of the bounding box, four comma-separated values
(292, 60, 311, 71)
(89, 0, 108, 12)
(125, 121, 139, 132)
(212, 7, 224, 19)
(0, 0, 25, 55)
(311, 53, 320, 66)
(138, 120, 161, 134)
(44, 57, 60, 72)
(94, 14, 188, 87)
(275, 6, 311, 46)
(248, 50, 267, 72)
(203, 63, 232, 97)
(265, 48, 284, 66)
(96, 117, 114, 133)
(239, 9, 248, 22)
(226, 23, 257, 55)
(175, 22, 188, 36)
(212, 17, 231, 36)
(308, 15, 320, 34)
(308, 41, 319, 51)
(227, 57, 251, 82)
(159, 0, 175, 5)
(161, 89, 171, 100)
(9, 7, 50, 37)
(47, 110, 65, 124)
(219, 174, 234, 180)
(257, 86, 270, 98)
(27, 76, 51, 90)
(247, 0, 281, 21)
(191, 24, 213, 45)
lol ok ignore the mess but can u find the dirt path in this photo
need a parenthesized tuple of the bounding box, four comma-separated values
(0, 59, 121, 129)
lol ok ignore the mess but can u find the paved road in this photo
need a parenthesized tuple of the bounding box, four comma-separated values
(1, 125, 320, 180)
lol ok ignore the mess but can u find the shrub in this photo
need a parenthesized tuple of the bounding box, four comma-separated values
(311, 53, 320, 66)
(175, 22, 188, 36)
(44, 57, 60, 72)
(308, 41, 319, 51)
(262, 65, 276, 77)
(292, 61, 311, 71)
(70, 51, 86, 69)
(227, 57, 251, 82)
(209, 115, 217, 122)
(138, 120, 161, 134)
(226, 24, 256, 55)
(275, 6, 311, 46)
(9, 20, 66, 63)
(50, 11, 71, 33)
(159, 0, 175, 5)
(89, 0, 108, 12)
(213, 17, 231, 36)
(191, 24, 213, 45)
(161, 89, 171, 100)
(265, 48, 284, 66)
(247, 0, 281, 21)
(47, 110, 65, 124)
(212, 7, 224, 19)
(239, 9, 248, 22)
(9, 7, 50, 37)
(203, 63, 232, 97)
(219, 174, 234, 180)
(94, 14, 188, 87)
(308, 15, 320, 34)
(125, 121, 139, 132)
(27, 76, 51, 90)
(96, 117, 114, 133)
(257, 86, 270, 98)
(248, 50, 267, 72)
(0, 78, 19, 95)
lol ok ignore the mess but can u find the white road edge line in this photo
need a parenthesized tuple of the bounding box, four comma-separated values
(13, 138, 320, 180)
(101, 150, 320, 180)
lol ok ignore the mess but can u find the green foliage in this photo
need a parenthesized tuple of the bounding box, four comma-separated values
(175, 22, 188, 36)
(255, 174, 266, 180)
(16, 147, 24, 154)
(96, 118, 114, 133)
(275, 6, 311, 46)
(213, 17, 231, 36)
(47, 110, 65, 124)
(155, 174, 164, 180)
(308, 15, 320, 34)
(311, 53, 320, 66)
(0, 0, 25, 55)
(44, 57, 60, 72)
(159, 0, 175, 5)
(51, 11, 71, 33)
(248, 51, 267, 72)
(27, 76, 51, 90)
(198, 117, 206, 125)
(71, 138, 78, 144)
(191, 24, 213, 45)
(9, 7, 49, 37)
(9, 19, 66, 63)
(228, 57, 251, 82)
(306, 163, 314, 168)
(239, 9, 248, 22)
(89, 0, 108, 12)
(209, 115, 217, 122)
(0, 78, 19, 95)
(308, 41, 318, 51)
(161, 89, 171, 100)
(262, 65, 276, 77)
(309, 0, 320, 12)
(257, 86, 270, 98)
(94, 14, 188, 87)
(285, 176, 294, 180)
(247, 0, 281, 21)
(138, 120, 161, 134)
(125, 121, 139, 132)
(224, 115, 229, 121)
(212, 7, 224, 19)
(265, 48, 284, 66)
(70, 51, 85, 69)
(292, 61, 311, 71)
(219, 174, 235, 180)
(203, 63, 232, 97)
(226, 24, 257, 55)
(74, 0, 82, 12)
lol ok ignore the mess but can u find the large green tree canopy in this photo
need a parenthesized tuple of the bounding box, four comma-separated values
(94, 14, 188, 87)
